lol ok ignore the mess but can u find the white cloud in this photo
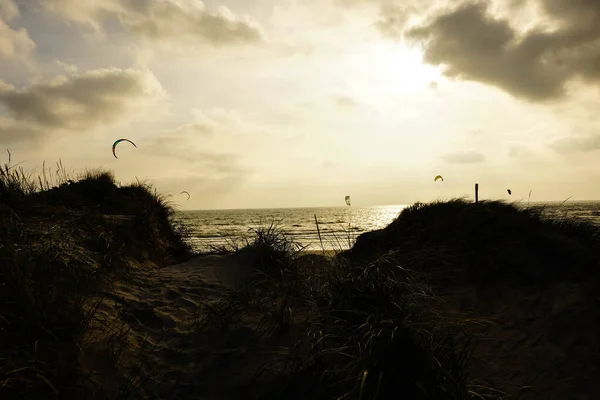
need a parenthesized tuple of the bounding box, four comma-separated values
(0, 2, 35, 62)
(0, 0, 19, 22)
(54, 59, 78, 73)
(147, 107, 297, 159)
(123, 110, 259, 208)
(41, 0, 265, 45)
(191, 108, 245, 132)
(136, 106, 312, 192)
(374, 2, 421, 39)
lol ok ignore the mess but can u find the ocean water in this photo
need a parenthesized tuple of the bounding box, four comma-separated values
(173, 201, 600, 253)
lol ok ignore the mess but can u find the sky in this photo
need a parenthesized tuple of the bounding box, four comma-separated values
(0, 0, 599, 209)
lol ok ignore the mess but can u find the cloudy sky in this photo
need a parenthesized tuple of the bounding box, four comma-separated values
(0, 0, 599, 209)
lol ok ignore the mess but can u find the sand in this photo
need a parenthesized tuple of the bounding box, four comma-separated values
(81, 254, 274, 399)
(78, 248, 600, 400)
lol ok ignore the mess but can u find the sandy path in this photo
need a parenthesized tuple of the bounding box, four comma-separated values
(82, 254, 268, 400)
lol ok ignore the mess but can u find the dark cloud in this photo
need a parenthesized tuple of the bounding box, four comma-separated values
(0, 68, 164, 141)
(404, 1, 600, 101)
(440, 150, 486, 164)
(549, 135, 600, 153)
(41, 0, 264, 45)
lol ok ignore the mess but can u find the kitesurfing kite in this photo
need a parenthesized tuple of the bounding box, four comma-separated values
(345, 196, 351, 206)
(507, 189, 512, 195)
(434, 175, 444, 182)
(112, 138, 137, 159)
(180, 191, 191, 201)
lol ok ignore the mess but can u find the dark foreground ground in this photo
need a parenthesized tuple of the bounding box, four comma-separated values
(2, 166, 599, 399)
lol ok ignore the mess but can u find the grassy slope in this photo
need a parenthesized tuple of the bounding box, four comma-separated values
(0, 164, 191, 399)
(197, 222, 471, 400)
(201, 199, 600, 400)
(349, 199, 600, 286)
(344, 199, 600, 399)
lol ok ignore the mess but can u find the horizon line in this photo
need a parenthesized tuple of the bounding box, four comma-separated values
(175, 199, 600, 212)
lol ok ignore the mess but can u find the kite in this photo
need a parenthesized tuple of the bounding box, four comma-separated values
(434, 175, 444, 182)
(180, 191, 191, 201)
(507, 189, 512, 195)
(345, 196, 351, 206)
(112, 138, 137, 159)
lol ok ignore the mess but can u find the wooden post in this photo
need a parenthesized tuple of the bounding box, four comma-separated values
(475, 183, 479, 204)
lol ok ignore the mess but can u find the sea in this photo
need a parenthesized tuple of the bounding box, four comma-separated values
(173, 201, 600, 253)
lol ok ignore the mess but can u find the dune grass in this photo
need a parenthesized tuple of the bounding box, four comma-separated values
(343, 199, 600, 399)
(195, 198, 600, 400)
(195, 220, 474, 400)
(0, 158, 192, 399)
(348, 198, 600, 287)
(0, 216, 98, 398)
(253, 254, 473, 400)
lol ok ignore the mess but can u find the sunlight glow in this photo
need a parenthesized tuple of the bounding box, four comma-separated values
(338, 41, 441, 99)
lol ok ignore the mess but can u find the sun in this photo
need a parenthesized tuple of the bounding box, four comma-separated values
(336, 41, 441, 99)
(370, 41, 441, 93)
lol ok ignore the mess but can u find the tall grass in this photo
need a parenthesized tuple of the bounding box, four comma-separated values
(0, 205, 100, 398)
(0, 155, 192, 399)
(313, 217, 358, 254)
(195, 222, 473, 400)
(251, 252, 472, 400)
